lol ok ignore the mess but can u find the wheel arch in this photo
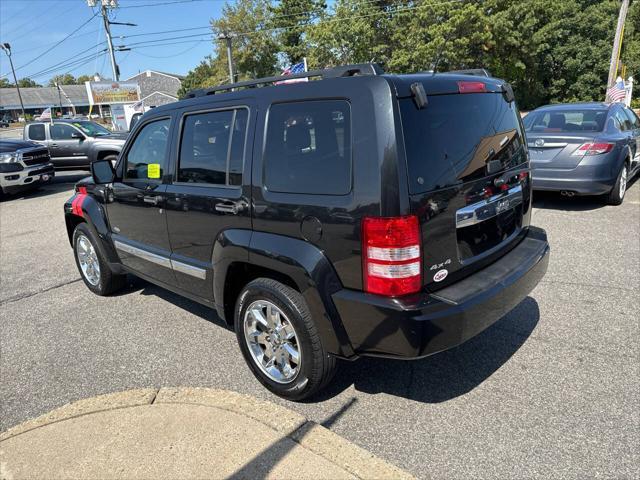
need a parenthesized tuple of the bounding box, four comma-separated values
(213, 229, 355, 358)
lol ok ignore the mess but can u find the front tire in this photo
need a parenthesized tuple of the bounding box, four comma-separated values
(73, 223, 126, 295)
(607, 163, 628, 205)
(235, 278, 337, 400)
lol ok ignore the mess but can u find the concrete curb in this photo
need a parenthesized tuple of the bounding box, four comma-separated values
(0, 388, 414, 480)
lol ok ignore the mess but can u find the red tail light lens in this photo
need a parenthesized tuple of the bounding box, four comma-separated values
(362, 216, 422, 296)
(457, 81, 486, 94)
(572, 142, 615, 156)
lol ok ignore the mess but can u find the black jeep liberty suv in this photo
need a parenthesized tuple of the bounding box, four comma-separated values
(64, 64, 550, 400)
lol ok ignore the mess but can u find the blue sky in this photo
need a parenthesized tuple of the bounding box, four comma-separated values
(0, 0, 226, 84)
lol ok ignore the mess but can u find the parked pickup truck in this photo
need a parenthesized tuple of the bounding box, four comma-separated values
(24, 119, 127, 169)
(0, 139, 54, 196)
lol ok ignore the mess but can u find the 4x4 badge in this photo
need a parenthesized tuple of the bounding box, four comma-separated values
(429, 259, 452, 270)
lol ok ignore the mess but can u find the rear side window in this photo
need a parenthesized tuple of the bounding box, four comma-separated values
(401, 93, 526, 193)
(125, 118, 170, 180)
(28, 124, 45, 141)
(523, 110, 607, 133)
(264, 100, 351, 195)
(178, 108, 248, 186)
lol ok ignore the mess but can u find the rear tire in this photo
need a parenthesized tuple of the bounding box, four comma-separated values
(73, 223, 126, 295)
(235, 278, 337, 401)
(606, 163, 628, 205)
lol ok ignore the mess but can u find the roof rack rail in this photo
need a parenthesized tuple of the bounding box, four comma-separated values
(184, 63, 385, 99)
(446, 68, 492, 77)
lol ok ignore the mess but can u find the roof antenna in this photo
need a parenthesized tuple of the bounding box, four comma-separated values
(430, 31, 452, 76)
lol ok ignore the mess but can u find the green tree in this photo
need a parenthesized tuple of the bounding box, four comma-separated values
(76, 75, 94, 84)
(487, 0, 620, 109)
(269, 0, 326, 65)
(179, 0, 278, 96)
(48, 73, 76, 86)
(17, 78, 39, 87)
(0, 78, 14, 88)
(307, 0, 395, 69)
(177, 56, 220, 97)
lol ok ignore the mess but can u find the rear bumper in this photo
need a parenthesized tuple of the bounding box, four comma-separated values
(531, 162, 617, 195)
(332, 227, 549, 359)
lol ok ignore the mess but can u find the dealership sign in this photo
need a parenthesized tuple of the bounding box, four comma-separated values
(85, 81, 140, 105)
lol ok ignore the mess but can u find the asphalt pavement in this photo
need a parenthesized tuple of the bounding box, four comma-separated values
(1, 171, 638, 479)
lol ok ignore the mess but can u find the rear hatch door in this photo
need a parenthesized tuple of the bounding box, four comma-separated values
(398, 76, 531, 291)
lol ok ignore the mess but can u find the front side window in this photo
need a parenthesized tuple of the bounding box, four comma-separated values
(264, 100, 351, 195)
(50, 124, 78, 140)
(125, 118, 170, 180)
(28, 124, 45, 141)
(623, 107, 640, 129)
(612, 110, 630, 131)
(178, 108, 248, 186)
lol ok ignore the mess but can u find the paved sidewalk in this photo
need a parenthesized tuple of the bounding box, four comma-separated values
(0, 388, 413, 480)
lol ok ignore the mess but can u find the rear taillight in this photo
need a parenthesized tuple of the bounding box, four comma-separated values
(362, 216, 421, 296)
(572, 142, 615, 156)
(457, 81, 486, 94)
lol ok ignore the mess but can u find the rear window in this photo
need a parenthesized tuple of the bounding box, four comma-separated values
(401, 93, 526, 194)
(264, 100, 351, 195)
(523, 109, 607, 133)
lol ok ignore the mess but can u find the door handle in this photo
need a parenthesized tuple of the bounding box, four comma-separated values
(143, 195, 162, 205)
(215, 200, 245, 214)
(51, 143, 58, 147)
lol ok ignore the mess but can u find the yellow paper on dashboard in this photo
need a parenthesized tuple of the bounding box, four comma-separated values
(148, 163, 161, 179)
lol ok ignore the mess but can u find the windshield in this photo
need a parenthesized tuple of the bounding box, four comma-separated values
(401, 92, 527, 194)
(70, 121, 112, 137)
(523, 109, 607, 133)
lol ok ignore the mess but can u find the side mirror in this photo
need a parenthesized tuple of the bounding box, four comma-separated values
(71, 132, 85, 140)
(91, 159, 115, 184)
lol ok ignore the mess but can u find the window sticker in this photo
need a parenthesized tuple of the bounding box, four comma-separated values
(147, 163, 161, 179)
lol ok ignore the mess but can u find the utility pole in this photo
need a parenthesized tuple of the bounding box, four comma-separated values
(606, 0, 629, 101)
(218, 32, 235, 84)
(87, 0, 119, 80)
(0, 43, 26, 120)
(55, 83, 63, 116)
(102, 2, 119, 81)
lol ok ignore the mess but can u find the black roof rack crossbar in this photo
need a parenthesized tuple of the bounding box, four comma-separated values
(185, 63, 384, 98)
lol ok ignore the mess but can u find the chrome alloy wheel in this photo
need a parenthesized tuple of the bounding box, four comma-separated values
(243, 300, 301, 384)
(620, 165, 627, 199)
(76, 234, 100, 286)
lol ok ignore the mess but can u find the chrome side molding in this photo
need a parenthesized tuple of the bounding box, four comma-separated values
(456, 184, 523, 229)
(170, 259, 207, 280)
(114, 240, 207, 280)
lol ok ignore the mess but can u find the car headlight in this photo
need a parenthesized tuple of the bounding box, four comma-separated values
(0, 152, 21, 163)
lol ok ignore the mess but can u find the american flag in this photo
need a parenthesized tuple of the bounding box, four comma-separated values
(607, 79, 627, 103)
(276, 61, 308, 84)
(37, 107, 52, 121)
(282, 61, 306, 76)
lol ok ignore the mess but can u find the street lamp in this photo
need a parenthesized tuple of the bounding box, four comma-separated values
(0, 43, 26, 121)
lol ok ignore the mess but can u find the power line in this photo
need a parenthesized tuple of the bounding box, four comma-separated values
(14, 12, 99, 73)
(118, 0, 208, 8)
(28, 50, 108, 80)
(1, 0, 66, 40)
